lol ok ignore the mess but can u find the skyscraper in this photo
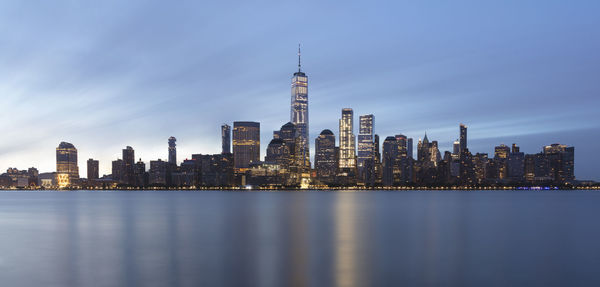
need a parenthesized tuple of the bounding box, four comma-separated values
(265, 138, 290, 166)
(395, 134, 408, 157)
(233, 121, 260, 171)
(407, 138, 413, 159)
(123, 146, 135, 185)
(315, 129, 337, 183)
(357, 114, 374, 176)
(339, 108, 356, 169)
(112, 159, 123, 182)
(543, 143, 575, 182)
(382, 136, 398, 186)
(290, 45, 310, 168)
(87, 159, 99, 180)
(168, 137, 177, 165)
(221, 124, 231, 154)
(417, 133, 440, 167)
(56, 142, 79, 188)
(453, 140, 460, 157)
(459, 124, 467, 154)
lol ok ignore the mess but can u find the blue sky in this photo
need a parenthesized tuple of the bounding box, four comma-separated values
(0, 1, 599, 180)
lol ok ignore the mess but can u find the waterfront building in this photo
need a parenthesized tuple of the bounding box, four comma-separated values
(233, 121, 260, 171)
(134, 159, 147, 187)
(112, 159, 123, 182)
(315, 129, 337, 184)
(459, 124, 467, 154)
(473, 153, 489, 184)
(168, 137, 177, 166)
(56, 142, 79, 188)
(543, 144, 575, 182)
(339, 108, 356, 169)
(265, 138, 291, 166)
(149, 159, 168, 186)
(452, 140, 460, 158)
(87, 159, 99, 180)
(221, 124, 231, 154)
(407, 138, 413, 159)
(290, 45, 310, 168)
(507, 144, 525, 181)
(494, 144, 510, 179)
(417, 133, 440, 168)
(395, 134, 408, 157)
(192, 153, 234, 186)
(382, 136, 398, 186)
(357, 115, 375, 183)
(122, 146, 135, 185)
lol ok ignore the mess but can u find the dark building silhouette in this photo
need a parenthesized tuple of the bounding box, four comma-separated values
(315, 129, 337, 184)
(192, 153, 234, 186)
(459, 124, 467, 154)
(122, 146, 135, 185)
(543, 144, 575, 182)
(382, 136, 398, 186)
(508, 144, 525, 181)
(87, 159, 99, 180)
(134, 159, 147, 187)
(168, 137, 177, 166)
(221, 124, 231, 154)
(407, 138, 413, 159)
(233, 121, 260, 171)
(149, 159, 168, 186)
(265, 138, 291, 166)
(112, 159, 123, 182)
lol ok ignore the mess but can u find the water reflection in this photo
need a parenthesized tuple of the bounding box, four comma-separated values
(334, 193, 362, 287)
(1, 191, 600, 287)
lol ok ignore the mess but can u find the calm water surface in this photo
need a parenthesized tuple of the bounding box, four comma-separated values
(0, 190, 599, 287)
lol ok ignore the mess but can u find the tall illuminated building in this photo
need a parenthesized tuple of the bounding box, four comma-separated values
(453, 140, 460, 157)
(395, 134, 408, 157)
(87, 159, 99, 180)
(339, 108, 356, 168)
(459, 124, 467, 154)
(56, 142, 79, 187)
(168, 137, 177, 165)
(494, 144, 510, 179)
(233, 121, 260, 171)
(123, 146, 135, 185)
(357, 114, 374, 178)
(315, 129, 337, 183)
(221, 124, 231, 154)
(543, 143, 575, 182)
(290, 45, 310, 168)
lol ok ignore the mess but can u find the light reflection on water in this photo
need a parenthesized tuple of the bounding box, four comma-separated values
(0, 190, 599, 287)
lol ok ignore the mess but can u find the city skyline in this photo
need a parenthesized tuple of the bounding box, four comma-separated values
(0, 1, 599, 180)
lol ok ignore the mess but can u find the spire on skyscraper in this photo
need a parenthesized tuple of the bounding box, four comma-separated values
(298, 43, 301, 72)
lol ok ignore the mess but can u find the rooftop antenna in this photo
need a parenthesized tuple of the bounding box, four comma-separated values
(298, 43, 301, 72)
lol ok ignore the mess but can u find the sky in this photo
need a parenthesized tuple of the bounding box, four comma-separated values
(0, 0, 599, 180)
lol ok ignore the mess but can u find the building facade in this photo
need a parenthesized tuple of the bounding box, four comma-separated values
(87, 159, 99, 180)
(290, 45, 310, 168)
(315, 129, 337, 183)
(233, 121, 260, 171)
(357, 114, 374, 180)
(221, 124, 231, 154)
(56, 142, 79, 188)
(339, 108, 356, 169)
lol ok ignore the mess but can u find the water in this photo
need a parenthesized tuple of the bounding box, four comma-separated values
(0, 190, 599, 287)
